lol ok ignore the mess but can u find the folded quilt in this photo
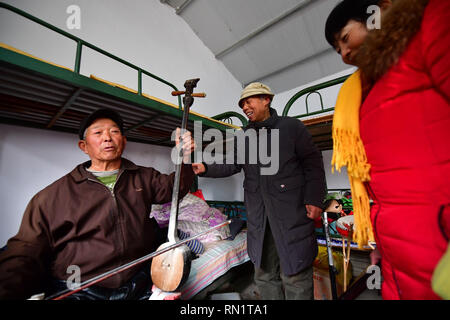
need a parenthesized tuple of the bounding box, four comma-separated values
(150, 193, 230, 243)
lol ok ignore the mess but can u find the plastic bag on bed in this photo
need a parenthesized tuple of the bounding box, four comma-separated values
(150, 193, 230, 243)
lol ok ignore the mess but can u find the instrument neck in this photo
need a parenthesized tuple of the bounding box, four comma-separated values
(167, 97, 192, 243)
(167, 163, 182, 243)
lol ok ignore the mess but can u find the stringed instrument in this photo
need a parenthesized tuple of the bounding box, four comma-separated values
(150, 78, 205, 292)
(45, 220, 230, 300)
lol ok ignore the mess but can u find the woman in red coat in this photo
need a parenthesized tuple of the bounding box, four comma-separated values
(325, 0, 450, 299)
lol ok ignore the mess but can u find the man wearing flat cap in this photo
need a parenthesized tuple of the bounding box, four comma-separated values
(0, 108, 195, 300)
(193, 83, 326, 300)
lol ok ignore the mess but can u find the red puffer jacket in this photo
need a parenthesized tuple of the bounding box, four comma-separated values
(358, 0, 450, 299)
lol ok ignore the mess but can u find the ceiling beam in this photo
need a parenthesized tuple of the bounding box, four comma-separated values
(214, 0, 316, 59)
(245, 46, 335, 87)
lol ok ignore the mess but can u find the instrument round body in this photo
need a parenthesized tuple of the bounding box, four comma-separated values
(336, 215, 354, 238)
(151, 242, 191, 292)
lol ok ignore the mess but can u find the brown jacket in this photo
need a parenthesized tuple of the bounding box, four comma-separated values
(0, 158, 194, 299)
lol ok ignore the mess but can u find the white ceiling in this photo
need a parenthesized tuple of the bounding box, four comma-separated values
(161, 0, 348, 94)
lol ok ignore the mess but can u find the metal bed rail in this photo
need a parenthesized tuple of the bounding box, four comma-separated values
(211, 111, 248, 127)
(206, 200, 247, 220)
(282, 74, 350, 118)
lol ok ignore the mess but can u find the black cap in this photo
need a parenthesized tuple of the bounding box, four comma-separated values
(78, 108, 124, 140)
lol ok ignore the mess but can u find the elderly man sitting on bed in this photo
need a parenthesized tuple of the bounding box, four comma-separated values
(0, 108, 195, 300)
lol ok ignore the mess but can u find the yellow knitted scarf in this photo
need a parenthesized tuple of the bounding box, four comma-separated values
(331, 70, 375, 248)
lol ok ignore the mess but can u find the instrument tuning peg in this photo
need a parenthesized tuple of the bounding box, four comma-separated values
(171, 91, 206, 98)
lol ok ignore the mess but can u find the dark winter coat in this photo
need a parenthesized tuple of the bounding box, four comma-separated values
(202, 108, 326, 275)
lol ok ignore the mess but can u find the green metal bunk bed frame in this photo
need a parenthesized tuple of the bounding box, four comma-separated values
(0, 3, 248, 148)
(282, 74, 350, 151)
(282, 75, 349, 119)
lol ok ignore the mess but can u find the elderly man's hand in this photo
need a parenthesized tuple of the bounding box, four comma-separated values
(192, 163, 206, 175)
(175, 128, 195, 163)
(305, 204, 323, 220)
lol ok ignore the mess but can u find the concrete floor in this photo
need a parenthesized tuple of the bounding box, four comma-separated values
(199, 252, 383, 300)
